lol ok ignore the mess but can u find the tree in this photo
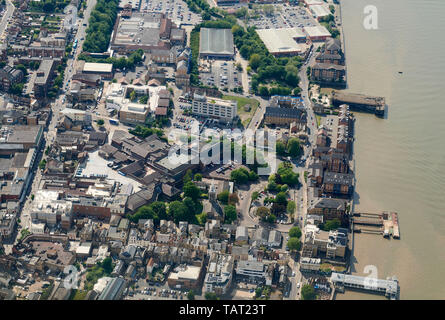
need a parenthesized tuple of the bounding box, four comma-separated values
(256, 206, 270, 220)
(275, 192, 288, 205)
(230, 168, 249, 184)
(97, 119, 104, 126)
(259, 86, 269, 96)
(38, 159, 47, 170)
(101, 257, 113, 274)
(277, 162, 299, 186)
(286, 201, 296, 215)
(287, 237, 301, 251)
(323, 218, 341, 231)
(301, 284, 316, 300)
(183, 169, 193, 184)
(288, 226, 301, 239)
(169, 201, 188, 223)
(217, 190, 229, 204)
(194, 173, 202, 181)
(249, 53, 261, 70)
(276, 141, 286, 156)
(224, 205, 237, 224)
(251, 191, 259, 201)
(139, 95, 149, 104)
(187, 290, 195, 300)
(16, 64, 28, 76)
(128, 201, 167, 222)
(287, 138, 302, 158)
(228, 193, 239, 206)
(183, 181, 200, 201)
(129, 90, 136, 102)
(267, 180, 278, 192)
(266, 214, 276, 224)
(205, 292, 218, 300)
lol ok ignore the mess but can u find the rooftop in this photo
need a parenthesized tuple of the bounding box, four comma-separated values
(83, 62, 113, 73)
(304, 25, 331, 38)
(256, 28, 305, 55)
(199, 28, 234, 56)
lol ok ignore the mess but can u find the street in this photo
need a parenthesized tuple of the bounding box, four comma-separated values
(0, 0, 14, 41)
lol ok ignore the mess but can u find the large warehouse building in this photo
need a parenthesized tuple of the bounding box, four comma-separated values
(256, 28, 306, 56)
(199, 28, 235, 59)
(110, 12, 185, 53)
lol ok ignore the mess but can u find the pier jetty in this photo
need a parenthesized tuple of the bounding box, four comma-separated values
(330, 272, 400, 300)
(351, 212, 400, 239)
(332, 91, 386, 117)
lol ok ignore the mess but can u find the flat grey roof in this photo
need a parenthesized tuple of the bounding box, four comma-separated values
(199, 28, 234, 57)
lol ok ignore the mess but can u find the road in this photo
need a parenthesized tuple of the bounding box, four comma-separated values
(14, 0, 98, 242)
(282, 44, 325, 299)
(0, 0, 15, 41)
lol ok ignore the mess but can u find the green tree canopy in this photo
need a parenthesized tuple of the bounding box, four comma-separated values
(275, 192, 288, 205)
(183, 181, 201, 201)
(289, 226, 302, 239)
(187, 290, 195, 300)
(224, 205, 237, 224)
(323, 218, 341, 231)
(301, 284, 316, 300)
(287, 237, 301, 251)
(287, 138, 302, 158)
(276, 141, 286, 156)
(217, 190, 229, 204)
(205, 292, 219, 300)
(286, 201, 296, 215)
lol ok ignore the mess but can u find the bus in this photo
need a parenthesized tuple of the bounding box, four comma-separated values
(109, 119, 119, 125)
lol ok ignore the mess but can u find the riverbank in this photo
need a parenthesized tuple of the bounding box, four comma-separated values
(335, 0, 445, 299)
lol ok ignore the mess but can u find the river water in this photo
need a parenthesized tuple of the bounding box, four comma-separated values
(334, 0, 445, 300)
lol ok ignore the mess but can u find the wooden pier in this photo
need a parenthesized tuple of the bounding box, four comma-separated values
(332, 91, 386, 117)
(352, 212, 400, 239)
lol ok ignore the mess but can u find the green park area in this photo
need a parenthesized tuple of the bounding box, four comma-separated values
(222, 95, 259, 127)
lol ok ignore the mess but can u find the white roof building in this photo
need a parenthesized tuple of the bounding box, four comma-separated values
(83, 62, 113, 74)
(256, 28, 305, 56)
(304, 25, 331, 40)
(310, 4, 331, 19)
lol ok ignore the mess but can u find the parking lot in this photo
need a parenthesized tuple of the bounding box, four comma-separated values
(247, 4, 319, 30)
(199, 61, 242, 90)
(125, 279, 188, 300)
(142, 0, 202, 26)
(79, 150, 143, 191)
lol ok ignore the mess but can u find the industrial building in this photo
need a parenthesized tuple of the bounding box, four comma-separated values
(111, 12, 185, 53)
(256, 28, 306, 56)
(199, 28, 235, 59)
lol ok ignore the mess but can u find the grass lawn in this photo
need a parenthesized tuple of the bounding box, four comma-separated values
(315, 115, 321, 127)
(222, 95, 259, 127)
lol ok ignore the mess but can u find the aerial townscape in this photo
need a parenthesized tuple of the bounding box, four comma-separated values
(0, 0, 401, 302)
